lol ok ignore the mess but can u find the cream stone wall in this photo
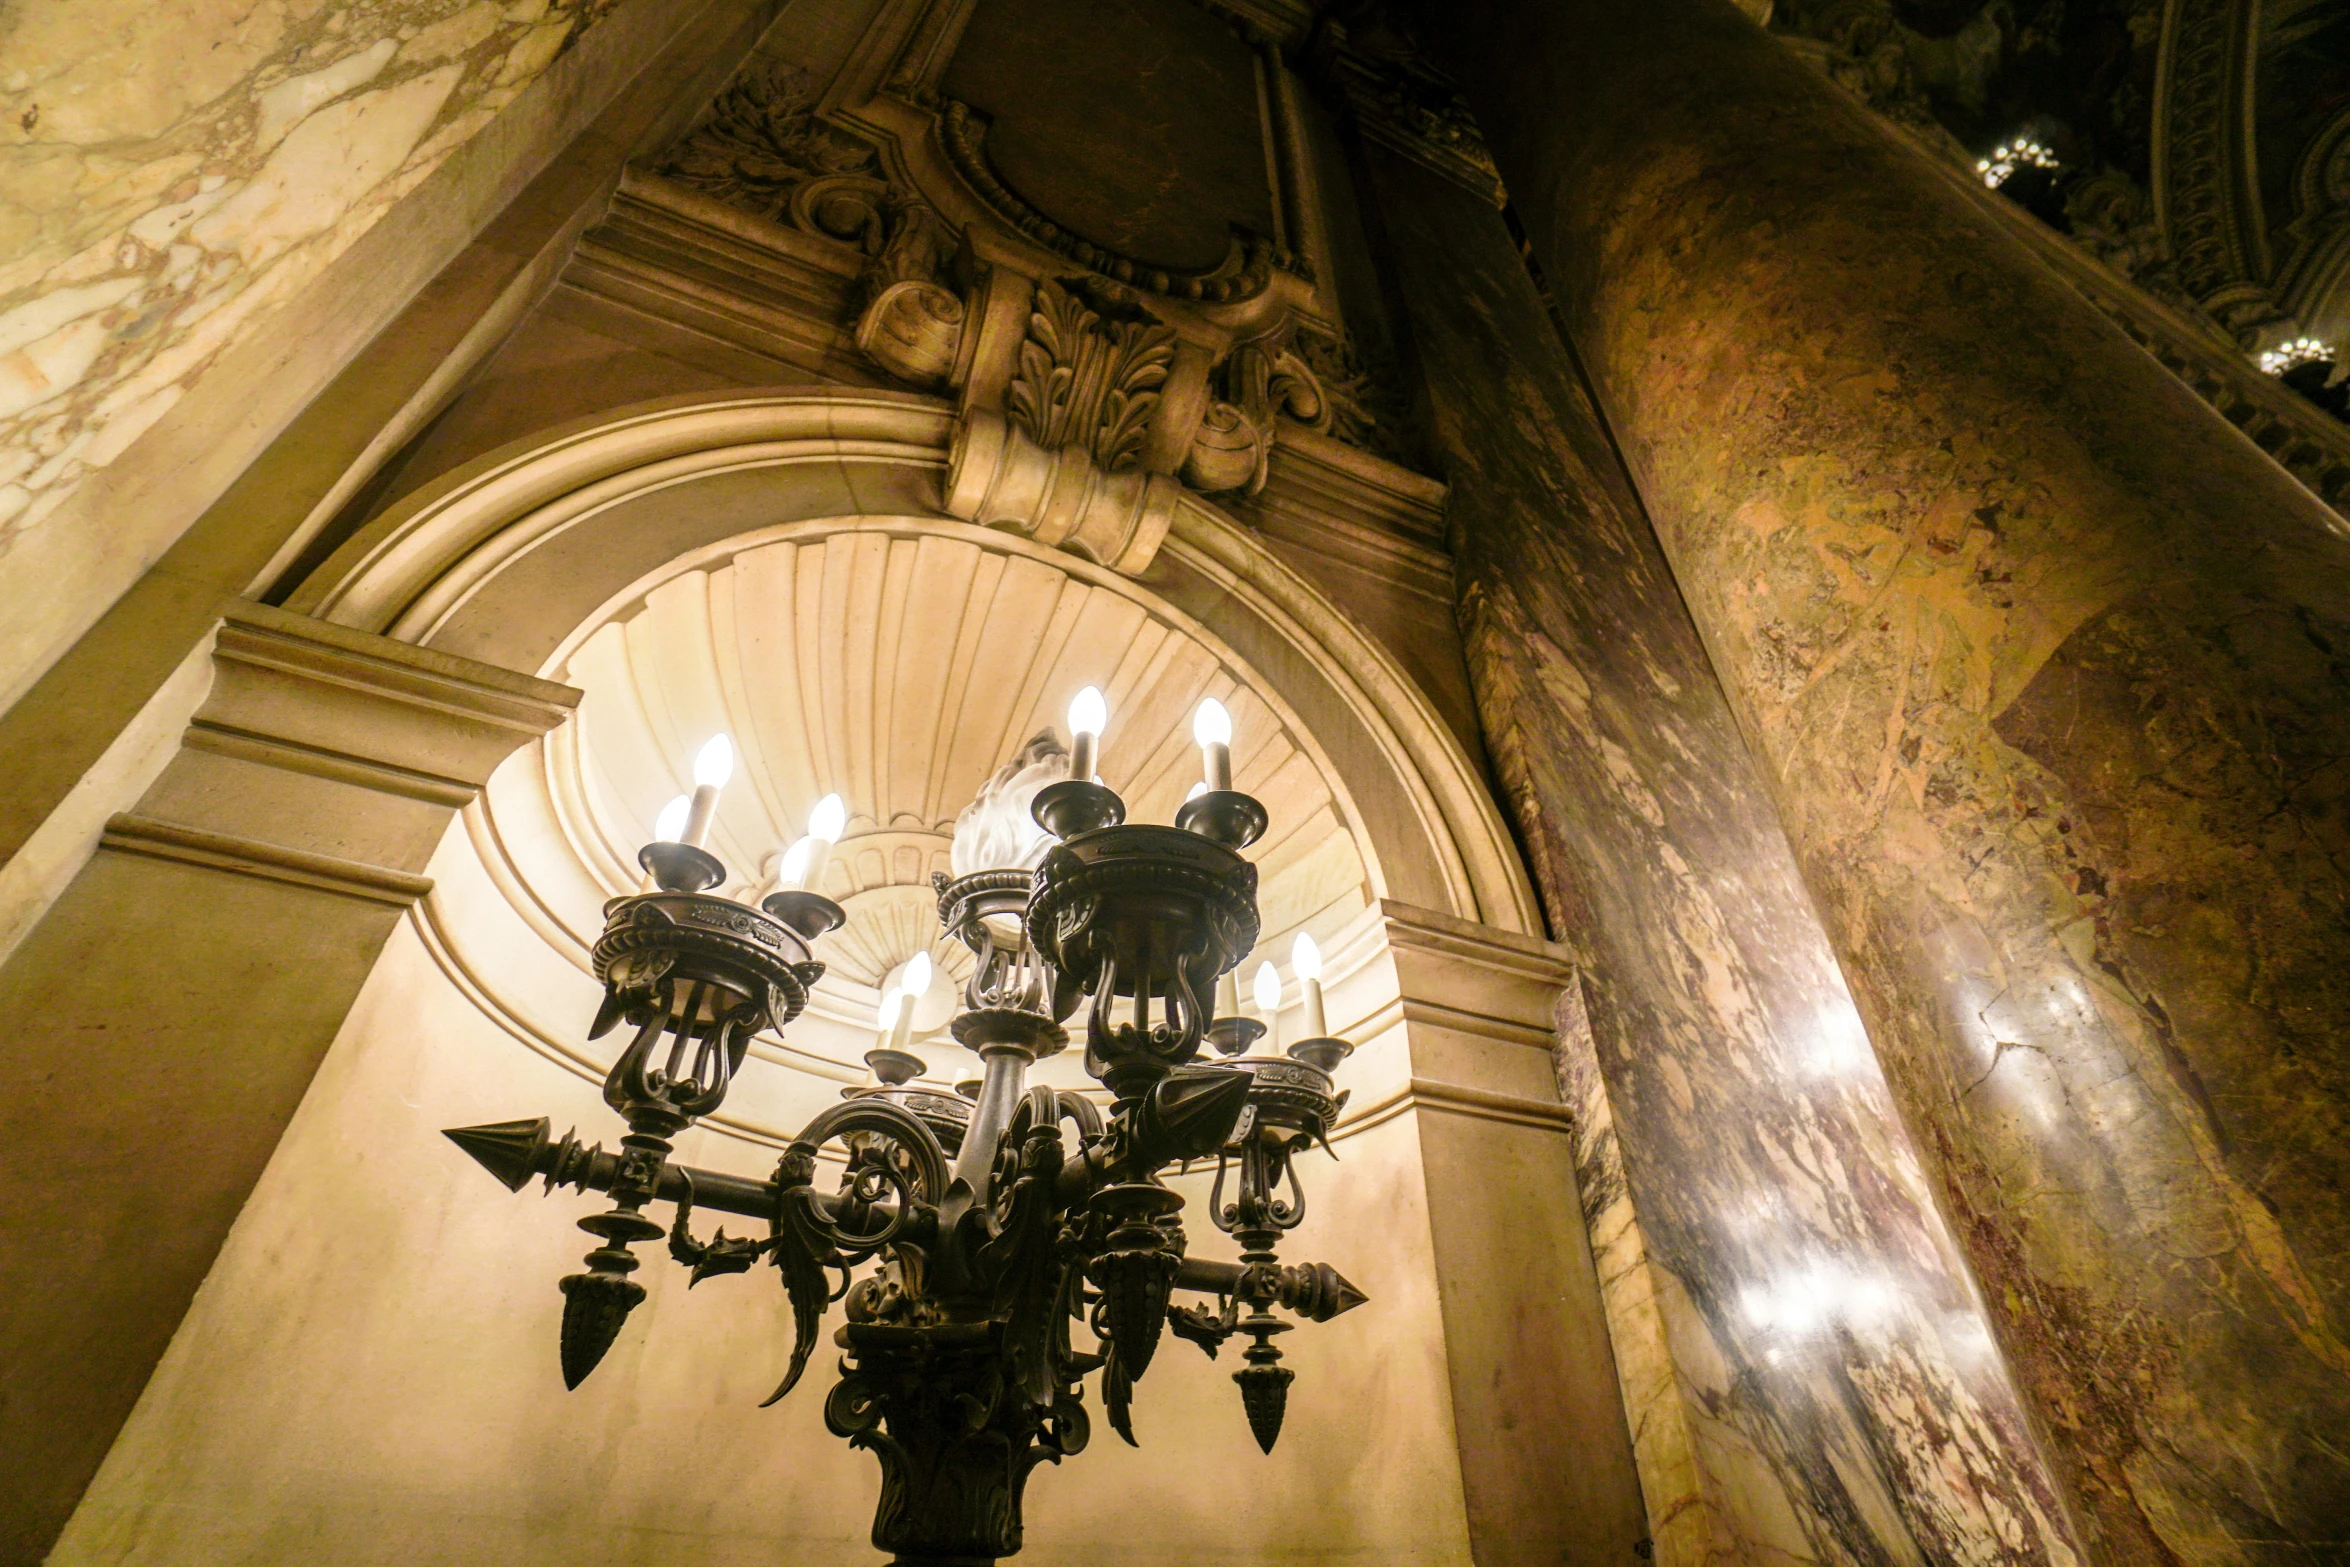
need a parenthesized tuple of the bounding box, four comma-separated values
(0, 0, 651, 710)
(51, 818, 1478, 1567)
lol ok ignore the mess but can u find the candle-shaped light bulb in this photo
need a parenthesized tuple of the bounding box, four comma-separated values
(1193, 696, 1232, 792)
(903, 949, 933, 1001)
(1067, 685, 1106, 783)
(1253, 959, 1281, 1016)
(1292, 930, 1327, 1038)
(679, 734, 734, 848)
(888, 965, 920, 1052)
(1186, 781, 1208, 801)
(875, 986, 905, 1043)
(776, 836, 814, 890)
(693, 733, 735, 789)
(801, 792, 846, 895)
(1253, 959, 1281, 1048)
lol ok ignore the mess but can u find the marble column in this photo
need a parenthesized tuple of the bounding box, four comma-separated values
(1415, 0, 2350, 1556)
(0, 602, 573, 1559)
(1350, 134, 2078, 1565)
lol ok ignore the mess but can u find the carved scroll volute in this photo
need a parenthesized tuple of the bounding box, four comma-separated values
(1179, 339, 1331, 497)
(1180, 402, 1268, 496)
(857, 281, 967, 390)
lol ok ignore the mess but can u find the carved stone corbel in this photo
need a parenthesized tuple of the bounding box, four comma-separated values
(945, 410, 1181, 573)
(942, 275, 1194, 571)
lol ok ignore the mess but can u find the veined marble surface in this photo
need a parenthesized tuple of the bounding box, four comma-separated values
(0, 0, 615, 625)
(1367, 145, 2083, 1567)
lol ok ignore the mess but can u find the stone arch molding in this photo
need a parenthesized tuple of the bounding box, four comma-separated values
(289, 387, 1537, 1141)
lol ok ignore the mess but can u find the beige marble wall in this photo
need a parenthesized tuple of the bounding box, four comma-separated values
(0, 0, 633, 711)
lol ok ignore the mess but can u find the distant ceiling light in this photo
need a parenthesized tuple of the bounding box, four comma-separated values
(1976, 137, 2058, 189)
(2259, 337, 2333, 376)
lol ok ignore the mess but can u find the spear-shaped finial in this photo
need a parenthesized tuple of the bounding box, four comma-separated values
(443, 1118, 552, 1192)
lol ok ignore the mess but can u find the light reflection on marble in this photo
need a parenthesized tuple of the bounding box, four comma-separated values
(1367, 146, 2083, 1567)
(0, 0, 615, 601)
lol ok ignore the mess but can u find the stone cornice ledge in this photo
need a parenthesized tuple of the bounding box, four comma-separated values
(1380, 898, 1575, 980)
(217, 601, 578, 738)
(100, 814, 434, 907)
(1342, 1075, 1576, 1136)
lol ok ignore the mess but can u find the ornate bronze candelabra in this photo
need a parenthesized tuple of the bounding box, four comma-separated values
(446, 762, 1363, 1565)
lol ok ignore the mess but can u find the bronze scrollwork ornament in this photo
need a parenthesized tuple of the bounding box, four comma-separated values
(445, 742, 1361, 1565)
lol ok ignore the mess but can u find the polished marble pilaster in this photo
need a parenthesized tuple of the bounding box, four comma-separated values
(1419, 0, 2350, 1555)
(1359, 144, 2079, 1567)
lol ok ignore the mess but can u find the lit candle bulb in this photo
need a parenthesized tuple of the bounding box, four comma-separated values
(1186, 781, 1207, 802)
(891, 950, 932, 1051)
(1193, 696, 1232, 792)
(1253, 959, 1281, 1049)
(1293, 930, 1326, 1039)
(1067, 686, 1106, 784)
(641, 793, 691, 891)
(801, 792, 846, 896)
(680, 733, 734, 849)
(874, 986, 906, 1050)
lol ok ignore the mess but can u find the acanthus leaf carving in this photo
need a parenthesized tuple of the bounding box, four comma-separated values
(655, 61, 976, 390)
(1290, 327, 1415, 464)
(652, 63, 882, 228)
(1006, 278, 1176, 473)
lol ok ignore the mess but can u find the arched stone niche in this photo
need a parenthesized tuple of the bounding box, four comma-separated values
(290, 387, 1532, 940)
(54, 389, 1643, 1567)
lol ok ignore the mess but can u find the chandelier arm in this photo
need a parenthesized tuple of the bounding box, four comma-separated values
(789, 1099, 952, 1206)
